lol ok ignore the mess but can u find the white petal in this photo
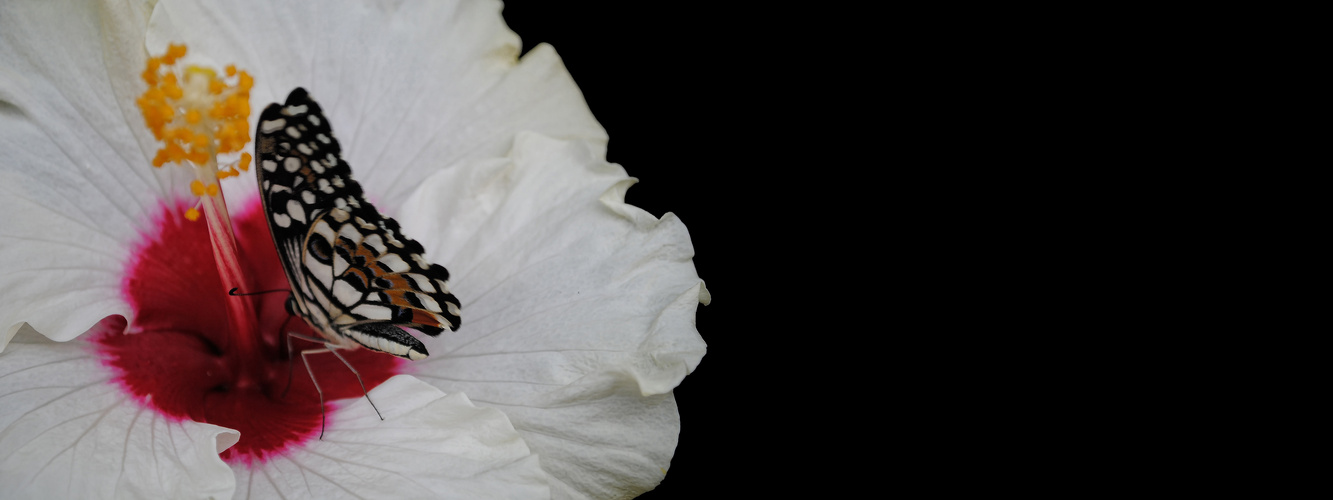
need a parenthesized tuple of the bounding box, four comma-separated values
(146, 0, 606, 213)
(399, 133, 708, 499)
(235, 375, 549, 499)
(0, 323, 238, 499)
(0, 0, 179, 342)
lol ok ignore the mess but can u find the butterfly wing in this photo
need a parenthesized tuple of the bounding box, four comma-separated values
(255, 88, 460, 360)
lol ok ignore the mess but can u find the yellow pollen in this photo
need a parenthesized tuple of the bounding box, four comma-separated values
(238, 152, 252, 171)
(163, 43, 186, 64)
(185, 207, 201, 221)
(135, 42, 253, 221)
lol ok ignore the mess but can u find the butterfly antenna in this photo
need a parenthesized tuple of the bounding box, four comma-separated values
(328, 348, 385, 421)
(228, 287, 290, 296)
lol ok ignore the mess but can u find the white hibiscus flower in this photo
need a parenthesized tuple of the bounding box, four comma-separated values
(0, 1, 708, 499)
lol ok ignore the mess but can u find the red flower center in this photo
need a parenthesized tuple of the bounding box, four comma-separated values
(95, 200, 402, 464)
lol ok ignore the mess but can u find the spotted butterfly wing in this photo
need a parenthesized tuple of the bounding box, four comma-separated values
(255, 87, 460, 360)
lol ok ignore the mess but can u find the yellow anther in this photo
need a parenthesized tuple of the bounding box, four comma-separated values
(164, 142, 186, 163)
(169, 127, 192, 143)
(136, 41, 253, 213)
(185, 207, 201, 221)
(163, 44, 187, 64)
(162, 82, 183, 101)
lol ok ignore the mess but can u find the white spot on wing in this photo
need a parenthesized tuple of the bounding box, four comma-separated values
(414, 292, 442, 313)
(286, 127, 301, 138)
(411, 254, 430, 269)
(338, 223, 362, 243)
(406, 274, 436, 293)
(378, 253, 410, 273)
(363, 234, 386, 254)
(297, 143, 313, 155)
(286, 199, 306, 223)
(332, 279, 361, 306)
(350, 303, 393, 321)
(317, 133, 330, 144)
(260, 119, 285, 133)
(309, 114, 321, 126)
(282, 104, 308, 116)
(262, 160, 278, 172)
(333, 252, 349, 276)
(284, 157, 301, 172)
(272, 213, 291, 228)
(305, 250, 333, 291)
(313, 220, 336, 241)
(302, 191, 316, 204)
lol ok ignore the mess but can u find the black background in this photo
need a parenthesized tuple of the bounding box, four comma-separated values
(501, 3, 765, 498)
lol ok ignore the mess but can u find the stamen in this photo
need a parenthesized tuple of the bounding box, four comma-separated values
(136, 42, 264, 380)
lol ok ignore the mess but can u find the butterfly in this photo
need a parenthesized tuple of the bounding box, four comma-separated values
(254, 87, 461, 367)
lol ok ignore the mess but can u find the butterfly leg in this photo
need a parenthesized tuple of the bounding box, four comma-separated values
(298, 346, 332, 439)
(327, 347, 385, 421)
(282, 330, 327, 400)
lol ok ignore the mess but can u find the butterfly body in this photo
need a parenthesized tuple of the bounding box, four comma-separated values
(255, 88, 460, 361)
